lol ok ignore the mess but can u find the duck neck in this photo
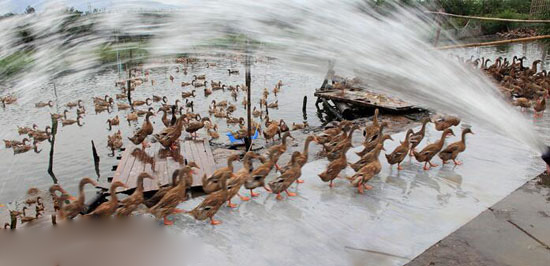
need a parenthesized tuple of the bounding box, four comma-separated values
(437, 132, 448, 147)
(77, 181, 87, 204)
(109, 186, 119, 203)
(136, 176, 145, 192)
(461, 131, 469, 145)
(303, 138, 313, 157)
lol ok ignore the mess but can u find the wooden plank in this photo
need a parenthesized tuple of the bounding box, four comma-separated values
(154, 154, 169, 189)
(142, 143, 158, 191)
(200, 140, 215, 177)
(119, 147, 138, 188)
(314, 91, 416, 111)
(188, 140, 205, 187)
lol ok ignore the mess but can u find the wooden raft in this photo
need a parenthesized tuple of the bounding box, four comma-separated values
(100, 139, 216, 193)
(315, 89, 421, 112)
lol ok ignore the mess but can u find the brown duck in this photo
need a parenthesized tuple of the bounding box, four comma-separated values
(269, 151, 302, 200)
(154, 115, 186, 150)
(115, 173, 155, 217)
(349, 144, 385, 194)
(385, 129, 413, 170)
(350, 135, 392, 171)
(225, 152, 259, 208)
(128, 112, 154, 148)
(186, 171, 232, 225)
(245, 150, 281, 197)
(202, 154, 240, 194)
(409, 118, 431, 155)
(87, 181, 128, 218)
(434, 116, 461, 131)
(62, 177, 99, 220)
(413, 128, 454, 170)
(438, 128, 474, 165)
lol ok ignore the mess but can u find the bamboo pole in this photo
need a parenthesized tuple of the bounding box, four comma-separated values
(437, 35, 550, 50)
(427, 11, 550, 23)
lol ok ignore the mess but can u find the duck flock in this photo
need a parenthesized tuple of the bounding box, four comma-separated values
(1, 54, 544, 228)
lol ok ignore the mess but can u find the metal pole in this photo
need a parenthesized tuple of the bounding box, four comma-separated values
(245, 49, 252, 151)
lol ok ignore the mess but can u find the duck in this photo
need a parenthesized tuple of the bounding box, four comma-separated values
(252, 106, 262, 117)
(292, 122, 308, 130)
(438, 128, 474, 165)
(385, 129, 414, 170)
(207, 127, 219, 140)
(413, 128, 455, 170)
(186, 117, 210, 139)
(273, 85, 280, 96)
(192, 80, 207, 87)
(49, 184, 75, 216)
(355, 122, 388, 157)
(4, 138, 29, 148)
(350, 134, 392, 172)
(433, 115, 461, 131)
(204, 87, 212, 96)
(1, 95, 17, 105)
(534, 97, 546, 117)
(318, 148, 347, 188)
(283, 135, 317, 174)
(154, 115, 186, 149)
(144, 171, 179, 208)
(128, 112, 154, 148)
(226, 104, 237, 113)
(268, 151, 302, 200)
(117, 103, 131, 110)
(149, 162, 199, 225)
(159, 108, 171, 127)
(263, 123, 280, 143)
(363, 108, 380, 142)
(193, 74, 206, 80)
(226, 116, 244, 125)
(62, 177, 99, 219)
(126, 112, 138, 122)
(279, 119, 289, 132)
(513, 97, 532, 111)
(35, 100, 54, 108)
(186, 171, 232, 225)
(326, 125, 360, 161)
(106, 116, 120, 130)
(66, 99, 83, 108)
(116, 173, 155, 217)
(181, 81, 191, 87)
(202, 154, 241, 194)
(228, 69, 239, 75)
(107, 130, 123, 152)
(245, 150, 282, 197)
(409, 117, 431, 155)
(61, 115, 82, 127)
(267, 100, 279, 109)
(152, 95, 166, 102)
(182, 90, 196, 98)
(225, 152, 259, 208)
(132, 98, 152, 107)
(87, 181, 128, 218)
(20, 207, 41, 223)
(13, 139, 37, 154)
(315, 121, 352, 144)
(116, 93, 127, 100)
(212, 99, 228, 107)
(94, 103, 110, 113)
(51, 110, 69, 120)
(17, 126, 33, 135)
(348, 143, 384, 194)
(212, 84, 225, 91)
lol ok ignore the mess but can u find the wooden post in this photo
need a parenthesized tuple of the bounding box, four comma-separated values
(302, 95, 308, 121)
(433, 9, 443, 47)
(91, 140, 100, 180)
(9, 211, 17, 230)
(245, 45, 252, 151)
(48, 117, 58, 184)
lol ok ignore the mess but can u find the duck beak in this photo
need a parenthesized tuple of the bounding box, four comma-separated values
(68, 195, 77, 201)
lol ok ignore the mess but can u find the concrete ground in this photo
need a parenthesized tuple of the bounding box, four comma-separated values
(408, 173, 550, 266)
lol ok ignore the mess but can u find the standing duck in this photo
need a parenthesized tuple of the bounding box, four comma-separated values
(534, 97, 546, 117)
(438, 128, 474, 165)
(245, 150, 281, 197)
(434, 115, 461, 131)
(153, 115, 186, 150)
(363, 108, 380, 142)
(225, 152, 259, 208)
(318, 149, 347, 188)
(149, 162, 199, 225)
(87, 181, 128, 218)
(279, 135, 317, 184)
(186, 117, 210, 140)
(62, 177, 99, 220)
(269, 151, 302, 200)
(116, 173, 155, 217)
(409, 118, 431, 155)
(385, 129, 413, 170)
(202, 154, 240, 194)
(356, 123, 388, 157)
(128, 112, 154, 148)
(186, 171, 232, 225)
(349, 144, 384, 193)
(413, 128, 454, 170)
(350, 135, 392, 171)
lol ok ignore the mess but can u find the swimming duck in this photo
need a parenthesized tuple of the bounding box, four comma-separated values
(202, 154, 240, 194)
(513, 97, 531, 111)
(192, 80, 207, 87)
(4, 138, 29, 148)
(182, 90, 196, 98)
(107, 116, 120, 130)
(226, 116, 244, 125)
(434, 115, 461, 131)
(62, 177, 99, 219)
(116, 173, 155, 217)
(128, 112, 154, 148)
(228, 69, 239, 75)
(35, 100, 54, 108)
(61, 115, 82, 127)
(267, 100, 279, 109)
(385, 129, 413, 170)
(268, 151, 302, 200)
(107, 130, 123, 152)
(252, 107, 262, 118)
(51, 110, 69, 120)
(17, 126, 33, 135)
(193, 74, 206, 80)
(149, 162, 199, 225)
(413, 128, 454, 170)
(207, 127, 219, 140)
(117, 103, 131, 110)
(87, 181, 128, 218)
(66, 100, 83, 109)
(204, 87, 212, 96)
(438, 128, 474, 165)
(126, 112, 138, 123)
(181, 81, 191, 87)
(409, 118, 431, 155)
(13, 139, 38, 154)
(132, 98, 152, 107)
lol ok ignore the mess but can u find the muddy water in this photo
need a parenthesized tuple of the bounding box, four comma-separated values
(0, 58, 323, 203)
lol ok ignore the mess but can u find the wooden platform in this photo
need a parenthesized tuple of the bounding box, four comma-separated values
(315, 89, 421, 112)
(100, 139, 216, 193)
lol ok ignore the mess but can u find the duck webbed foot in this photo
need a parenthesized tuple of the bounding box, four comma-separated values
(276, 193, 283, 200)
(163, 217, 174, 225)
(210, 217, 222, 225)
(172, 208, 185, 214)
(285, 190, 296, 197)
(364, 184, 373, 190)
(357, 183, 364, 194)
(263, 185, 272, 192)
(453, 159, 462, 165)
(429, 161, 439, 168)
(250, 189, 260, 197)
(397, 163, 403, 170)
(296, 179, 304, 184)
(238, 193, 250, 201)
(227, 200, 238, 208)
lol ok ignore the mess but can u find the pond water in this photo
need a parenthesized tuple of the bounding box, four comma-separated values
(0, 58, 324, 203)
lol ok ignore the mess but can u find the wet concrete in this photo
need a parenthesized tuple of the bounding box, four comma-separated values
(408, 175, 550, 266)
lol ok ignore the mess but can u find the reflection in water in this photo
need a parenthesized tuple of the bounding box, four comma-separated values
(131, 148, 156, 172)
